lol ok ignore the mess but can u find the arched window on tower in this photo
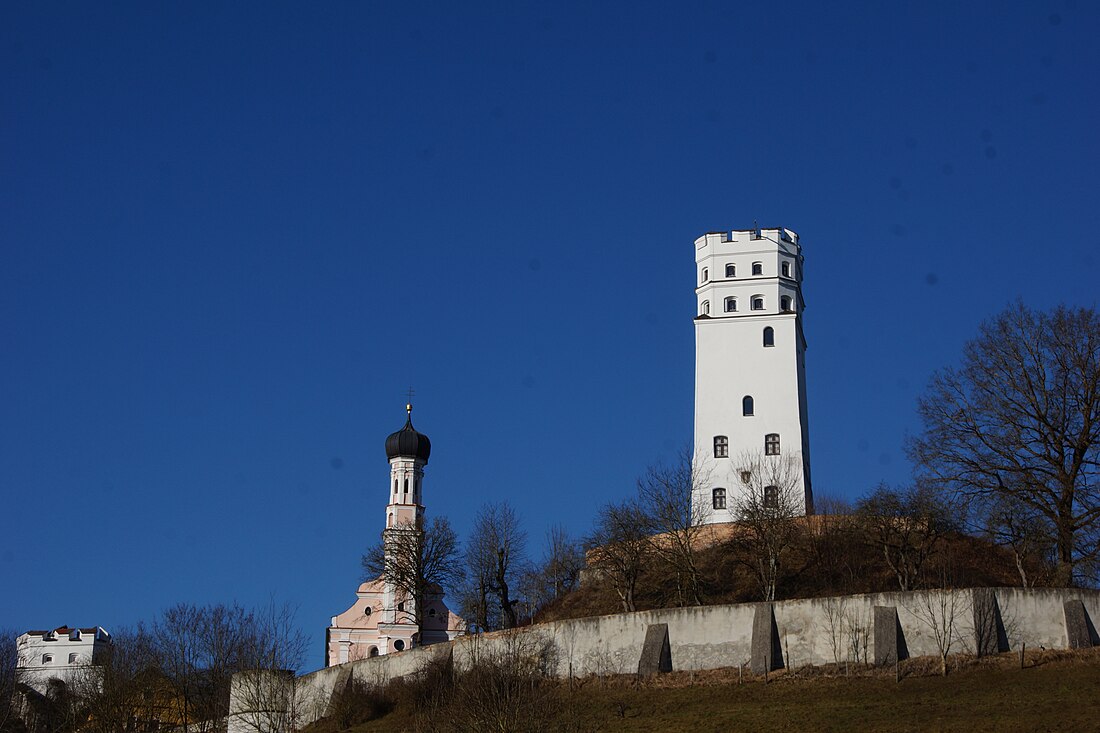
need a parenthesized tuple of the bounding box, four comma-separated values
(782, 261, 791, 277)
(765, 433, 780, 455)
(724, 297, 737, 313)
(369, 646, 379, 657)
(743, 396, 754, 416)
(701, 268, 709, 283)
(700, 300, 710, 316)
(763, 327, 774, 347)
(781, 296, 792, 312)
(725, 263, 735, 278)
(403, 478, 409, 495)
(751, 296, 764, 311)
(712, 488, 727, 510)
(752, 262, 763, 276)
(713, 435, 728, 458)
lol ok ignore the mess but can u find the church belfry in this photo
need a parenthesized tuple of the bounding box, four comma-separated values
(326, 404, 463, 665)
(692, 227, 813, 523)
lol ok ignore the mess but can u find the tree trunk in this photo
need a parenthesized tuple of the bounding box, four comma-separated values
(1055, 525, 1076, 586)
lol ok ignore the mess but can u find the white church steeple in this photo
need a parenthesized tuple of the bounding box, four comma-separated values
(692, 226, 813, 523)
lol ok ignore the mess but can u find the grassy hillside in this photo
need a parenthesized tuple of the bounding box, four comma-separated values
(306, 649, 1100, 733)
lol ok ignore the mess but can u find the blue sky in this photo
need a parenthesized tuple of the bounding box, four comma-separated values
(3, 1, 1097, 665)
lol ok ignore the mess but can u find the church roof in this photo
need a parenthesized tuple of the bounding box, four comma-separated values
(384, 406, 431, 462)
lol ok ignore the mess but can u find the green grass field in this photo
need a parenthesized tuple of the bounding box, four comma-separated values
(316, 650, 1100, 733)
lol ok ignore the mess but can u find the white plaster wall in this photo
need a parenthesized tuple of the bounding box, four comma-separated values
(285, 588, 1100, 728)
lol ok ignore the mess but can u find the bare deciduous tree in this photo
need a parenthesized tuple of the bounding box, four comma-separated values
(153, 600, 308, 732)
(586, 500, 652, 613)
(363, 515, 463, 641)
(912, 587, 970, 676)
(636, 448, 712, 606)
(519, 525, 585, 620)
(461, 503, 527, 631)
(230, 601, 308, 733)
(729, 453, 805, 601)
(910, 303, 1100, 586)
(855, 483, 952, 592)
(978, 494, 1054, 588)
(0, 628, 19, 732)
(71, 624, 171, 733)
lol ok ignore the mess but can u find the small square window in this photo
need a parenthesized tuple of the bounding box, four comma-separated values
(725, 264, 735, 278)
(751, 297, 764, 311)
(752, 262, 763, 276)
(740, 471, 752, 484)
(68, 653, 79, 664)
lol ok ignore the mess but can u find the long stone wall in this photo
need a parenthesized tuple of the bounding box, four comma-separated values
(230, 587, 1100, 731)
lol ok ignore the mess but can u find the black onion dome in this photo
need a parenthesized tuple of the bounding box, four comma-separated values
(384, 407, 431, 462)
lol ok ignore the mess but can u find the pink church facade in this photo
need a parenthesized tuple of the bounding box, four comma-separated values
(325, 406, 464, 666)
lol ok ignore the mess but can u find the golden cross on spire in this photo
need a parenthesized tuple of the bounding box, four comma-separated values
(405, 387, 415, 414)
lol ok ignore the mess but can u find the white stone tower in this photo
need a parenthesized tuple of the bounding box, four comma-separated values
(692, 226, 812, 523)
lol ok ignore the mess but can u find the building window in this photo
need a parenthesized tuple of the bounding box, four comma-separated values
(724, 297, 737, 312)
(765, 433, 780, 455)
(725, 264, 735, 278)
(364, 606, 372, 617)
(393, 479, 398, 495)
(740, 470, 752, 484)
(782, 261, 791, 277)
(714, 435, 728, 458)
(403, 478, 408, 494)
(429, 608, 437, 618)
(369, 646, 379, 657)
(394, 640, 406, 651)
(701, 267, 709, 283)
(42, 654, 53, 664)
(69, 630, 80, 641)
(68, 653, 78, 664)
(751, 296, 764, 311)
(700, 300, 710, 316)
(397, 602, 405, 612)
(781, 296, 792, 312)
(752, 262, 763, 276)
(763, 327, 774, 347)
(764, 485, 779, 509)
(712, 488, 727, 510)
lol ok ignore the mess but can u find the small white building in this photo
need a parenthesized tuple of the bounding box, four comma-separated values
(326, 406, 464, 665)
(693, 226, 813, 522)
(15, 626, 112, 694)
